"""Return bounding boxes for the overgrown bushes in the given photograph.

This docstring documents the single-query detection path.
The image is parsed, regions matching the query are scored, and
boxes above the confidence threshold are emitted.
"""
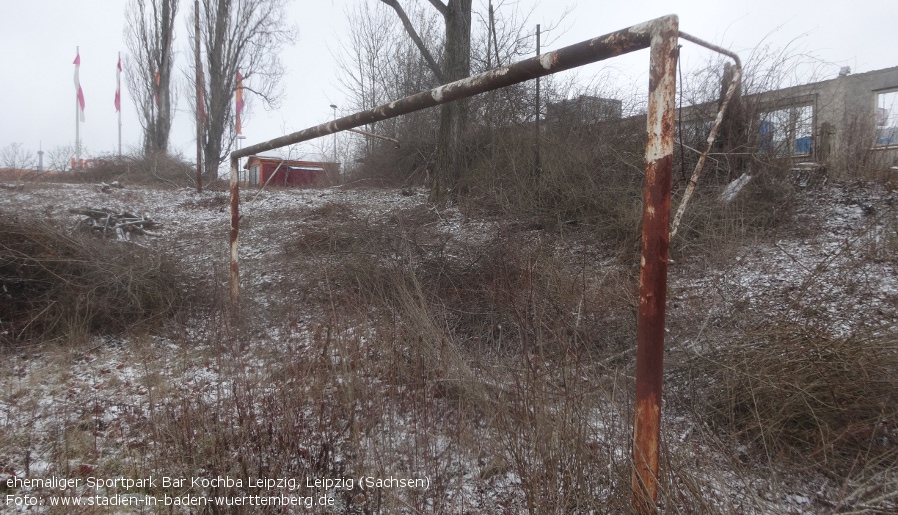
[0,211,185,345]
[282,199,638,359]
[5,179,896,511]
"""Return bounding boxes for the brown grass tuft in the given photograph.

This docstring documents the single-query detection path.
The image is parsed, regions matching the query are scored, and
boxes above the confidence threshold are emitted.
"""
[678,322,898,471]
[0,211,186,345]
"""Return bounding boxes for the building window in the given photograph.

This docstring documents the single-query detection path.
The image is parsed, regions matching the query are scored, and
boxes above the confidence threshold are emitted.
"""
[250,165,260,185]
[874,90,898,148]
[759,104,814,157]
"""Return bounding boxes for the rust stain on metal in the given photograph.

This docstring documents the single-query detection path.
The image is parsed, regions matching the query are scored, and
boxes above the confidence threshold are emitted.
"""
[632,15,677,514]
[632,392,662,512]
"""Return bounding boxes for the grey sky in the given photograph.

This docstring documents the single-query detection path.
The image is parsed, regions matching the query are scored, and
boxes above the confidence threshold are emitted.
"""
[1,0,895,163]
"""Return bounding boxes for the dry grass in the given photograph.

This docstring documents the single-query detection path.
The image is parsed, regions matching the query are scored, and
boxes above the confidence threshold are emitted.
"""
[670,160,798,258]
[0,211,186,346]
[222,192,742,512]
[678,324,898,471]
[50,152,213,189]
[3,173,897,513]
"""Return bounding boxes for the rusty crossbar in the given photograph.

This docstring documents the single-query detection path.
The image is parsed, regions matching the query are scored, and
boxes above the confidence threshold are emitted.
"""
[229,14,679,513]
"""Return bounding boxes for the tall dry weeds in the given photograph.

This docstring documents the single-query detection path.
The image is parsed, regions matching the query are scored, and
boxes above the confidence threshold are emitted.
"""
[0,211,185,345]
[678,323,898,473]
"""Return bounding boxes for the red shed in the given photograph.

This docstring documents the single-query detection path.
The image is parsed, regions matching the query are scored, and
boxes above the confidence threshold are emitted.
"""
[243,156,339,188]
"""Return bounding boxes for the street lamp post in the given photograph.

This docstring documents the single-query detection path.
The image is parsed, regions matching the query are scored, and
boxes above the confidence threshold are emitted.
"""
[329,104,337,164]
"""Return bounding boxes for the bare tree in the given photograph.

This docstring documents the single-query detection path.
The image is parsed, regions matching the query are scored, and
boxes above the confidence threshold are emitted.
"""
[336,3,441,151]
[468,1,567,129]
[191,0,295,178]
[47,145,76,172]
[124,0,179,155]
[337,3,397,162]
[334,2,445,184]
[1,143,36,171]
[343,1,566,189]
[380,0,472,201]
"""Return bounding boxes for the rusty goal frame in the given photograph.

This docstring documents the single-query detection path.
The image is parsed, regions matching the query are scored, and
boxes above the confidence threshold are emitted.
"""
[227,14,738,511]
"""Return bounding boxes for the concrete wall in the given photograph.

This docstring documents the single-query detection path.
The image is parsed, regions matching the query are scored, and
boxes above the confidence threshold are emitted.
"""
[677,66,898,174]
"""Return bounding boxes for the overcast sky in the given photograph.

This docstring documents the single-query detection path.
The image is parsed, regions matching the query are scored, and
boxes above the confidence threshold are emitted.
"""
[1,0,895,164]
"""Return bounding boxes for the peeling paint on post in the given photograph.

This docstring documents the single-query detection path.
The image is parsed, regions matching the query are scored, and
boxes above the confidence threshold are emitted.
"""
[632,15,678,513]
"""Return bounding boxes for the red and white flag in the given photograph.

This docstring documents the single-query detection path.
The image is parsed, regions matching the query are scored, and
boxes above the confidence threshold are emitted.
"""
[115,53,122,112]
[74,49,85,122]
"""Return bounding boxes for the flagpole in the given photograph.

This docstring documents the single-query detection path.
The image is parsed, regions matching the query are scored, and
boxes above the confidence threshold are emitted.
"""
[75,46,80,165]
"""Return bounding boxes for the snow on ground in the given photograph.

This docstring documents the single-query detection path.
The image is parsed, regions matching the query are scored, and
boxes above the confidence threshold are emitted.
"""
[671,182,898,341]
[1,179,897,512]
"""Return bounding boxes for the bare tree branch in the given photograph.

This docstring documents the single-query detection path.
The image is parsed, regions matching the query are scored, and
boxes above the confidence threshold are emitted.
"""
[424,0,448,17]
[1,143,35,170]
[47,145,75,172]
[378,0,445,83]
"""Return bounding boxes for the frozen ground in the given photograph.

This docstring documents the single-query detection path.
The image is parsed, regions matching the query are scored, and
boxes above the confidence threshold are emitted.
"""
[1,179,896,513]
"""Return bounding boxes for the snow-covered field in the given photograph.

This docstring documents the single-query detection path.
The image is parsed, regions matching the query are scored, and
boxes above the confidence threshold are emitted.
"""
[1,179,896,513]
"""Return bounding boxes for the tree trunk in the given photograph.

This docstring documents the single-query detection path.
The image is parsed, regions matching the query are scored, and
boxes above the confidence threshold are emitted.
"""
[432,0,471,202]
[151,0,175,154]
[202,0,232,180]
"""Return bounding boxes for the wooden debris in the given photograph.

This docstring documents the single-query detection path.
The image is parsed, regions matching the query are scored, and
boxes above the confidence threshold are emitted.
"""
[69,207,162,240]
[99,181,124,193]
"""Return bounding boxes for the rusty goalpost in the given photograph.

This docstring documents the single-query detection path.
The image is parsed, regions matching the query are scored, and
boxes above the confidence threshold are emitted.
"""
[226,14,740,511]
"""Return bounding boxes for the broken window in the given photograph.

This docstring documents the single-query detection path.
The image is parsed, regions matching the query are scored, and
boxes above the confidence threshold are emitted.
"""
[874,90,898,148]
[758,104,814,156]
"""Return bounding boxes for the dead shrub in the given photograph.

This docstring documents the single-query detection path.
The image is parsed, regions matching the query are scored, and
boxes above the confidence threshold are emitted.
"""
[298,209,635,358]
[457,120,649,246]
[415,238,636,358]
[148,373,355,506]
[0,211,185,345]
[677,323,898,470]
[671,160,797,258]
[350,138,433,187]
[70,152,204,188]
